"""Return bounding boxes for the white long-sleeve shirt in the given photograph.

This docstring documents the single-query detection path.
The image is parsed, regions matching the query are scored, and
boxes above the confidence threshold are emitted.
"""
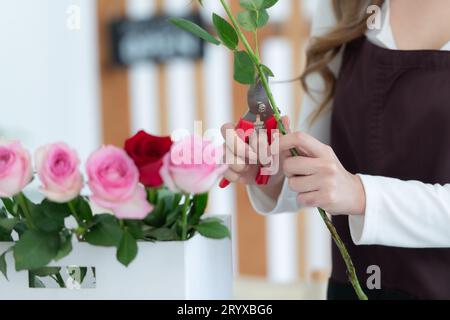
[248,0,450,248]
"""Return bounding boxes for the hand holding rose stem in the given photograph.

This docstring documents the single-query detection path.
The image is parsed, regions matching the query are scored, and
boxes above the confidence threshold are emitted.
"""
[222,0,367,300]
[173,0,367,299]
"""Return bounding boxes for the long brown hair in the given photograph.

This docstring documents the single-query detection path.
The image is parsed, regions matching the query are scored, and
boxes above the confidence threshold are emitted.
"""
[301,0,385,122]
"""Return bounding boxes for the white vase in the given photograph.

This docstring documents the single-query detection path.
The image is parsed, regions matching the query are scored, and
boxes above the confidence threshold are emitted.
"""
[0,216,233,300]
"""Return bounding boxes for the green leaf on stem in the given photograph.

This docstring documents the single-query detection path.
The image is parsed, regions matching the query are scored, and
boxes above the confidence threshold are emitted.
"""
[261,64,275,77]
[0,230,12,242]
[1,198,15,216]
[189,193,208,225]
[195,219,231,239]
[169,18,221,45]
[116,230,138,267]
[0,207,7,219]
[84,214,123,247]
[145,197,166,228]
[212,13,238,50]
[237,9,269,31]
[0,208,13,239]
[13,221,27,238]
[31,266,62,277]
[0,256,7,280]
[145,189,183,228]
[0,247,12,280]
[28,273,46,288]
[13,230,60,271]
[40,200,71,219]
[240,0,279,11]
[262,0,279,9]
[72,196,93,222]
[144,227,179,241]
[30,203,65,233]
[0,217,19,232]
[124,220,144,240]
[55,232,73,261]
[234,50,255,84]
[164,208,182,228]
[79,267,88,284]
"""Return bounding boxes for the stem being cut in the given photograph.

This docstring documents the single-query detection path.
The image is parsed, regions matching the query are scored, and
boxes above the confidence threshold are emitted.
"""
[219,0,368,300]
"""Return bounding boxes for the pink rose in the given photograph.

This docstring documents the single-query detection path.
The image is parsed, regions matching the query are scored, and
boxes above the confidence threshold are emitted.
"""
[160,135,228,194]
[0,140,33,197]
[35,142,83,203]
[86,146,153,220]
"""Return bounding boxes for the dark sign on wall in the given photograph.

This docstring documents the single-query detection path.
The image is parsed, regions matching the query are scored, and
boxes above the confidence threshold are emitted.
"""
[111,13,205,66]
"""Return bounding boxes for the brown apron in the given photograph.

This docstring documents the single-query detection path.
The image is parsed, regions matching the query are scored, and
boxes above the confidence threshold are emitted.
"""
[330,36,450,299]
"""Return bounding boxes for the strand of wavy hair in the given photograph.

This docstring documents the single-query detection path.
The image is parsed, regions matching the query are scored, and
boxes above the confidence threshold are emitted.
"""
[301,0,385,123]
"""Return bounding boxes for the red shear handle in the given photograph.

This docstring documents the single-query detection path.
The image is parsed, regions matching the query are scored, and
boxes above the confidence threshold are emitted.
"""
[219,178,231,188]
[219,117,278,189]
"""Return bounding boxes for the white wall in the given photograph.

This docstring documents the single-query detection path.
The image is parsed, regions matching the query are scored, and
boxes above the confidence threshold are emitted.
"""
[0,0,100,164]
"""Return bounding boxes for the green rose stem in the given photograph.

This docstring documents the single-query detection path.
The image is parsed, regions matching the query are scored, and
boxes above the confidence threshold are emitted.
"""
[219,0,368,300]
[181,194,191,240]
[68,200,86,240]
[17,192,36,230]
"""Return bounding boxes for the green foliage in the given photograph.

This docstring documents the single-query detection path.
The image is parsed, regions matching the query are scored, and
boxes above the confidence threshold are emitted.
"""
[234,51,255,84]
[189,193,208,225]
[212,13,238,50]
[0,217,19,233]
[13,230,60,271]
[1,198,16,217]
[31,266,62,277]
[124,220,144,240]
[29,201,66,233]
[55,231,73,261]
[117,230,138,267]
[29,267,65,288]
[145,188,181,228]
[195,218,231,239]
[237,9,269,31]
[142,188,229,242]
[84,214,123,247]
[261,64,275,77]
[240,0,279,11]
[169,18,220,45]
[144,227,179,241]
[0,207,13,241]
[71,196,93,223]
[0,247,12,280]
[1,185,230,275]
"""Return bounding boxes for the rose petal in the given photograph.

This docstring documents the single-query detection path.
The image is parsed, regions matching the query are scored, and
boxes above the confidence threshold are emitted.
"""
[159,153,179,192]
[92,185,153,220]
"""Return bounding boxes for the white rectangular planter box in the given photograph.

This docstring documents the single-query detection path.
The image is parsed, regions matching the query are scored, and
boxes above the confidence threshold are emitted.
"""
[0,217,233,300]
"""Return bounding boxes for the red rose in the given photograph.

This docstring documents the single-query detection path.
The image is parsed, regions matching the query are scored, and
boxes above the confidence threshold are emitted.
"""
[124,131,173,188]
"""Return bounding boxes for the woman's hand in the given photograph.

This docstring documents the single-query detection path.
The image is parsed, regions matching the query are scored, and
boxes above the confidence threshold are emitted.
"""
[220,117,293,202]
[278,131,366,216]
[220,121,285,187]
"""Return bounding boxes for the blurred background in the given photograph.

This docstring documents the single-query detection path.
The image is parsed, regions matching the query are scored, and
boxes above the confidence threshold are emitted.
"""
[0,0,331,299]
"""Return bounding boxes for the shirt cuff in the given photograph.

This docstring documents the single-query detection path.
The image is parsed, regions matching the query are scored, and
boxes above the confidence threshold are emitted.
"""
[247,178,299,215]
[348,174,380,245]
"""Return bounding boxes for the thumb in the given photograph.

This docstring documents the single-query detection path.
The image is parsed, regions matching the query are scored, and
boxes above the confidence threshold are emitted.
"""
[271,116,291,143]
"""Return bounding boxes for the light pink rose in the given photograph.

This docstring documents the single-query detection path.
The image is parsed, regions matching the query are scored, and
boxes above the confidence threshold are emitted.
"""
[35,142,83,203]
[160,135,228,194]
[0,140,33,197]
[86,146,153,220]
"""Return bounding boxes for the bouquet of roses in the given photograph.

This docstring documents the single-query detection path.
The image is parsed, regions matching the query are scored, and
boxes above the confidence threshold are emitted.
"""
[0,132,229,281]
